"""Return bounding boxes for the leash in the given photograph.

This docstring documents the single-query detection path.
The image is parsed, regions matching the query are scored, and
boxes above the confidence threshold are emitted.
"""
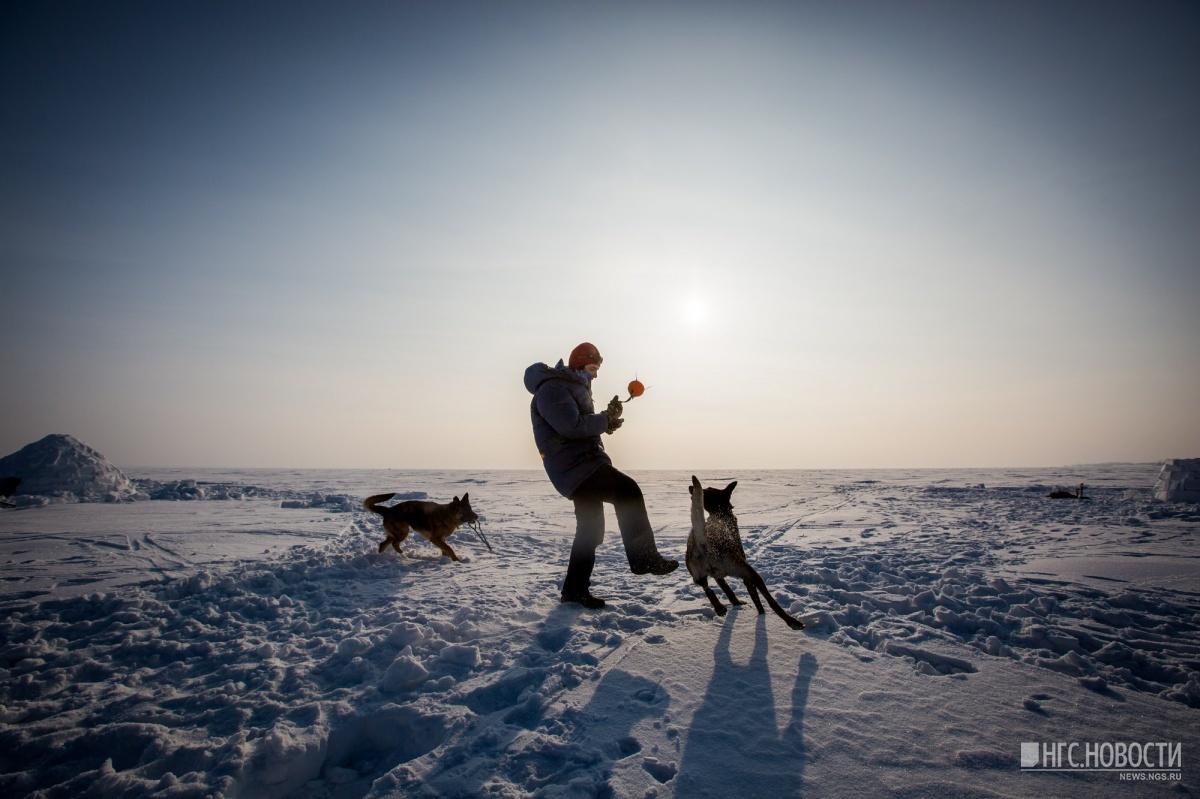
[469,520,494,553]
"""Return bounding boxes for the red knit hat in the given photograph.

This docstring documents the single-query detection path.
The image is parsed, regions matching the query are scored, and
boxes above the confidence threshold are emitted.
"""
[568,342,603,370]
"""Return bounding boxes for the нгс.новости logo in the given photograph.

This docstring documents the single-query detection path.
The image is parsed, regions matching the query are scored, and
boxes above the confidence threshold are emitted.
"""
[1021,741,1181,780]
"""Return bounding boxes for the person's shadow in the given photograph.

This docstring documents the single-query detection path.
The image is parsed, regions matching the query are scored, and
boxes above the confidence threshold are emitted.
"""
[676,610,818,798]
[398,603,670,796]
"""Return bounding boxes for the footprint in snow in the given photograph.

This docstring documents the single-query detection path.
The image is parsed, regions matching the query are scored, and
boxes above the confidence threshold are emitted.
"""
[613,736,642,758]
[643,757,677,783]
[1023,694,1052,713]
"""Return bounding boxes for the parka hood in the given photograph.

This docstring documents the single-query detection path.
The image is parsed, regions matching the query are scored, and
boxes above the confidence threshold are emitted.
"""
[524,360,588,394]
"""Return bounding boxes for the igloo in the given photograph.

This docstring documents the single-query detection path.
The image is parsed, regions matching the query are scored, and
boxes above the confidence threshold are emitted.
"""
[1153,458,1200,502]
[0,434,136,501]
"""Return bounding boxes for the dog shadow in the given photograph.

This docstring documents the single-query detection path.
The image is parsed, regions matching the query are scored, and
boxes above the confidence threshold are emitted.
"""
[676,609,818,798]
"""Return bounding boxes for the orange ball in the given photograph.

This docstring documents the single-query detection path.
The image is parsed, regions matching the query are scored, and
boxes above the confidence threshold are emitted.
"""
[627,379,645,398]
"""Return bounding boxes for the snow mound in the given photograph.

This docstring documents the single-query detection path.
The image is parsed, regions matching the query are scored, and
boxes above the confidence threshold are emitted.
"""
[128,477,359,511]
[1153,458,1200,502]
[0,434,138,503]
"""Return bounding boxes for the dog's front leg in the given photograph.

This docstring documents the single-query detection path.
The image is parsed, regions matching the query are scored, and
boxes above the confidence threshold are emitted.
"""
[715,578,745,607]
[695,577,727,616]
[433,538,461,561]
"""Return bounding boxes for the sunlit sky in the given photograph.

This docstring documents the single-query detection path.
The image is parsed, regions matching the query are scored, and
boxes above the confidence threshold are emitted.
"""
[2,1,1198,470]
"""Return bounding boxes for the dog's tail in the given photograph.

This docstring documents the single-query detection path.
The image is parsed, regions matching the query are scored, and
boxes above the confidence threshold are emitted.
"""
[363,493,397,514]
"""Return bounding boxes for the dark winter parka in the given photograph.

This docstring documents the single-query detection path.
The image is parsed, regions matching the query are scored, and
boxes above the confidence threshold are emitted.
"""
[524,360,612,498]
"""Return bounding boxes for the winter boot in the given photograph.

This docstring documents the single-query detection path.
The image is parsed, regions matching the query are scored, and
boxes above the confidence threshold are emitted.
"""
[631,554,679,576]
[561,590,606,610]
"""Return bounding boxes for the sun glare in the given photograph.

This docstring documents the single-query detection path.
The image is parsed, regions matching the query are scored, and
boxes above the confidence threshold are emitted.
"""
[682,297,707,326]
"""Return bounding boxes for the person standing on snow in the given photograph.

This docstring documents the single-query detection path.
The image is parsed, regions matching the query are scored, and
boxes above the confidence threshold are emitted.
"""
[524,342,679,609]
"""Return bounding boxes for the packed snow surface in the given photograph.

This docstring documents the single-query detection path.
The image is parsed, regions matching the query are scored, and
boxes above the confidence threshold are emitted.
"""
[1,464,1197,798]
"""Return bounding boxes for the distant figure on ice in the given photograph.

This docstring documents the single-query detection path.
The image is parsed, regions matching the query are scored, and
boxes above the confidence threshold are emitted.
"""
[525,342,678,609]
[1047,483,1089,500]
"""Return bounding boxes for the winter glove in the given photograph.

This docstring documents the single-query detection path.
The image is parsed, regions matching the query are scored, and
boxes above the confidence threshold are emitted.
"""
[606,395,623,419]
[603,396,624,435]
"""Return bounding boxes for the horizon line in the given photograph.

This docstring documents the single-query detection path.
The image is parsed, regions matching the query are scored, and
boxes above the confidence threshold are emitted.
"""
[124,461,1164,473]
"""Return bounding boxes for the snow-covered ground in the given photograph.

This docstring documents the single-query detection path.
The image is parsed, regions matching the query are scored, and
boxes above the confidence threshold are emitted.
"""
[1,464,1197,798]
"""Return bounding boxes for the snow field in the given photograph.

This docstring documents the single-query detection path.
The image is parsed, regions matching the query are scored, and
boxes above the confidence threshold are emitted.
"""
[0,465,1197,798]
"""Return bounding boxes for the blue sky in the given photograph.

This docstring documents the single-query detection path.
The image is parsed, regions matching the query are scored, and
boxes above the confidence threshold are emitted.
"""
[2,0,1198,469]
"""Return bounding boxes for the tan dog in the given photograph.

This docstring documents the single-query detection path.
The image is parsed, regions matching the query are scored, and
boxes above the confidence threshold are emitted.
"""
[687,476,804,630]
[364,492,479,561]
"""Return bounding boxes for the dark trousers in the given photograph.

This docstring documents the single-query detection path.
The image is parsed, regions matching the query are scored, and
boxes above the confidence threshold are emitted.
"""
[563,465,659,595]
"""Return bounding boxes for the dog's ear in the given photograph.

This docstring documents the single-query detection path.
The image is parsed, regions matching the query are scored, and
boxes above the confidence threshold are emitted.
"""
[453,495,461,504]
[461,492,469,503]
[724,481,737,494]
